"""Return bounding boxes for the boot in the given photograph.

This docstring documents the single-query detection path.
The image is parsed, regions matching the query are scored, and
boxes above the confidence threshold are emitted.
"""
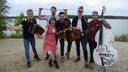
[60,56,64,63]
[34,54,41,61]
[48,59,53,67]
[65,53,70,59]
[89,63,93,69]
[53,60,59,69]
[74,57,80,62]
[27,61,31,68]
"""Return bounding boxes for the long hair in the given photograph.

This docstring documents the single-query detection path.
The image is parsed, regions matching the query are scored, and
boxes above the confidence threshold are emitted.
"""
[49,17,57,24]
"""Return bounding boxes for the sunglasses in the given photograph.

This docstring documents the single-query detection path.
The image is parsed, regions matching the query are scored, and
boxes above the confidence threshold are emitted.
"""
[78,11,83,13]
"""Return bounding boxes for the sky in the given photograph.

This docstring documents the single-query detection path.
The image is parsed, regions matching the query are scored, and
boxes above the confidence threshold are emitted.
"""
[6,0,128,16]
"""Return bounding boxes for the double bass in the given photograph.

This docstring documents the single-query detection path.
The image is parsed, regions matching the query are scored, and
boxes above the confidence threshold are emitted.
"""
[93,6,118,69]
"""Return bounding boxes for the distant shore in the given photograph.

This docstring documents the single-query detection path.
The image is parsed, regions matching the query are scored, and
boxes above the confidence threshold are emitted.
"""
[0,39,128,72]
[6,15,128,19]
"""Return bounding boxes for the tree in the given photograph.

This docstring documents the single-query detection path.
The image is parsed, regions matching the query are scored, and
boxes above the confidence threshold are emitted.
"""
[14,12,25,34]
[0,0,9,39]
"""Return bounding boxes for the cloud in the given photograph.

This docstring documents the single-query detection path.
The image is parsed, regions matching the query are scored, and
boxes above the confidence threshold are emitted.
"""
[7,0,128,16]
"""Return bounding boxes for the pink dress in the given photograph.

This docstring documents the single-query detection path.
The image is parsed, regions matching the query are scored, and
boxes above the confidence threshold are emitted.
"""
[43,24,57,52]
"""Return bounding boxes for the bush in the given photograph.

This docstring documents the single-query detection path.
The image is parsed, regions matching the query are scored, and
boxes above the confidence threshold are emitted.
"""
[0,33,7,39]
[9,33,22,38]
[115,34,128,42]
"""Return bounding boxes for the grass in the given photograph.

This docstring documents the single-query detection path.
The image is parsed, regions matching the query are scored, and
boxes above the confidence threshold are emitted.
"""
[115,34,128,42]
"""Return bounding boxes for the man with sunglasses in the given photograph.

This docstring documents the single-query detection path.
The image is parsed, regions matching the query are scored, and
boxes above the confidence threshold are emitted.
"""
[72,6,88,68]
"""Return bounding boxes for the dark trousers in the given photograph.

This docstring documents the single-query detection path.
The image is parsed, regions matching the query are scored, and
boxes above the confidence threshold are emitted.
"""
[88,40,97,63]
[66,37,72,53]
[59,38,72,56]
[75,36,88,62]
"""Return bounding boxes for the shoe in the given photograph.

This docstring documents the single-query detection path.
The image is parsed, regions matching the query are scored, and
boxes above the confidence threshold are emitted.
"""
[27,61,31,68]
[34,54,41,61]
[65,53,70,59]
[74,57,80,62]
[53,60,59,69]
[60,57,64,63]
[89,63,93,69]
[48,59,53,67]
[103,66,106,72]
[85,63,89,68]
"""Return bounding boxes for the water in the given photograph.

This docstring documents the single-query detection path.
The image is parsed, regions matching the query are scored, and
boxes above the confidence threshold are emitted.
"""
[106,19,128,35]
[5,19,128,35]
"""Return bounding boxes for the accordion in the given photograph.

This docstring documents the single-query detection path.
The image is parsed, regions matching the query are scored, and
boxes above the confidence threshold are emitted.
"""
[28,24,45,35]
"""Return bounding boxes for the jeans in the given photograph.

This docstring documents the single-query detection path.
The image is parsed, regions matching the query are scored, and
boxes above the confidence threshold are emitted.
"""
[75,36,88,62]
[59,38,72,56]
[23,37,37,61]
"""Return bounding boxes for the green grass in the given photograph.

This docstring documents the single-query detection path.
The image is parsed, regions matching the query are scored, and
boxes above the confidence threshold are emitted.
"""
[8,33,23,38]
[115,34,128,42]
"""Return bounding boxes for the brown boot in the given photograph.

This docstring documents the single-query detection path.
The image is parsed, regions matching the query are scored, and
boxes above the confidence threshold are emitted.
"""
[60,57,64,63]
[89,63,93,69]
[65,53,70,59]
[85,62,89,68]
[74,57,80,62]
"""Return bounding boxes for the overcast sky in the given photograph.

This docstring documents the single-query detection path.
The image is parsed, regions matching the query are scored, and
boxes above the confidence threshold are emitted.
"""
[7,0,128,16]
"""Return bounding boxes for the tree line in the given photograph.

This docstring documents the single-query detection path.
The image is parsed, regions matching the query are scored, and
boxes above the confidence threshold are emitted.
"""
[6,15,128,19]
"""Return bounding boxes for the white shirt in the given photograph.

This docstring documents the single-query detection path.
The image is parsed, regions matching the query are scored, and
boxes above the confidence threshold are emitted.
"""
[77,19,82,32]
[44,15,59,23]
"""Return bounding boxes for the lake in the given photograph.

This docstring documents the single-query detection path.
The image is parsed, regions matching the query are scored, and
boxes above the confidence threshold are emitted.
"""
[5,19,128,35]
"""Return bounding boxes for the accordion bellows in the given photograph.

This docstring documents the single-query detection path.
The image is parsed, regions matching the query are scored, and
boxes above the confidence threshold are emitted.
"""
[28,24,45,35]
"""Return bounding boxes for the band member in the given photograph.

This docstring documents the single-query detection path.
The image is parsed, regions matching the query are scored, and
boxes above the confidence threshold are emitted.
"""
[72,6,88,68]
[41,17,59,69]
[38,6,59,23]
[87,11,111,69]
[38,6,68,60]
[56,12,72,63]
[7,9,41,68]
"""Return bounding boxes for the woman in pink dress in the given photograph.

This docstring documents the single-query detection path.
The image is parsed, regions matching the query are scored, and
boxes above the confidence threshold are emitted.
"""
[41,17,59,69]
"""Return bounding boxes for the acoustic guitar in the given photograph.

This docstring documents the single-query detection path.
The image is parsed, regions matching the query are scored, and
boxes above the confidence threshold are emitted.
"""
[66,28,81,41]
